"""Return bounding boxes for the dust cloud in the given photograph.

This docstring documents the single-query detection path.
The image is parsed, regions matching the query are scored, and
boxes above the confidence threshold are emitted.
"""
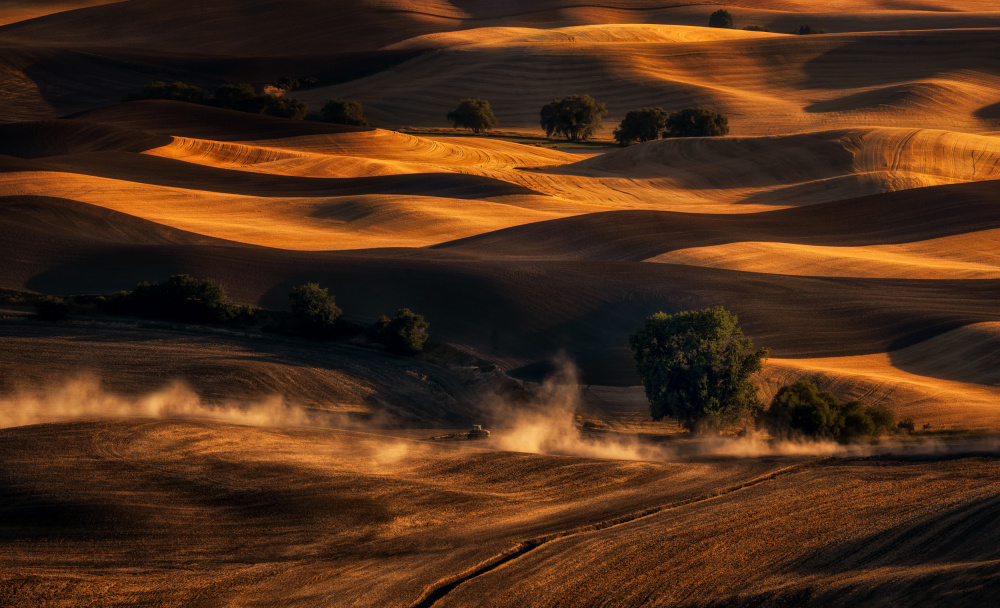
[488,360,1000,461]
[0,375,318,429]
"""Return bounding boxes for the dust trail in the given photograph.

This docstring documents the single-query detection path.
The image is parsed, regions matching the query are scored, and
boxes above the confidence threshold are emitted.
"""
[0,375,320,429]
[488,360,1000,461]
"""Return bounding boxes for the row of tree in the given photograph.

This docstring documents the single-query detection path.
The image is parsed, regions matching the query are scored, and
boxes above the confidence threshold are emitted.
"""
[629,307,904,441]
[446,96,728,144]
[128,83,727,144]
[45,275,430,355]
[710,9,828,34]
[126,81,373,127]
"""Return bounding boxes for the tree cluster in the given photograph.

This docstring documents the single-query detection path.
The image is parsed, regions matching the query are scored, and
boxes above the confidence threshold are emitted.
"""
[321,99,369,126]
[126,81,308,120]
[272,76,318,92]
[759,380,894,442]
[628,307,898,442]
[97,275,430,355]
[613,106,729,145]
[104,274,253,325]
[34,296,69,322]
[796,25,828,35]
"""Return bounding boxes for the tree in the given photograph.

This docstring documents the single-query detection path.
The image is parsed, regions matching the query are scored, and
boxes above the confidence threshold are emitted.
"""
[796,25,828,35]
[288,283,342,335]
[125,81,205,104]
[540,95,608,141]
[211,83,307,119]
[628,306,769,432]
[212,83,264,113]
[274,77,300,91]
[262,95,308,120]
[759,380,843,440]
[372,308,429,354]
[321,99,369,127]
[613,107,669,146]
[709,9,734,29]
[665,107,730,138]
[760,380,896,442]
[446,98,498,134]
[35,296,69,322]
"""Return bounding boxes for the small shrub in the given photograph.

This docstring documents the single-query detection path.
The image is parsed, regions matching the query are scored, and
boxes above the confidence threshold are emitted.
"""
[35,296,69,322]
[743,25,770,32]
[613,107,669,146]
[897,418,916,433]
[665,107,730,138]
[540,95,608,142]
[372,308,429,354]
[447,98,499,134]
[709,9,734,28]
[288,283,342,336]
[125,81,205,104]
[321,99,369,127]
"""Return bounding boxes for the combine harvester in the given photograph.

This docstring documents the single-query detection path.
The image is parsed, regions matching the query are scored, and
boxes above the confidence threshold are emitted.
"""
[431,425,491,441]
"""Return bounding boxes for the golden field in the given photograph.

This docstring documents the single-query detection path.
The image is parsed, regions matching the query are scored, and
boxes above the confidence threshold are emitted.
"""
[1,1,999,606]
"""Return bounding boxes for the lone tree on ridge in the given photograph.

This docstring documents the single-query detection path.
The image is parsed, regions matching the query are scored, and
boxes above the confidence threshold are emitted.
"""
[709,9,734,28]
[628,306,769,432]
[540,95,608,142]
[447,98,499,133]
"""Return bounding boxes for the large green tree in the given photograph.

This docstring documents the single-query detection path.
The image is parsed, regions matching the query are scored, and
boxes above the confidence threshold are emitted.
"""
[613,106,669,146]
[447,98,498,133]
[540,95,608,141]
[628,306,768,431]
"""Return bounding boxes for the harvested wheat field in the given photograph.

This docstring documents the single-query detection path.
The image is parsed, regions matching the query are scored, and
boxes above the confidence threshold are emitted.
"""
[1,0,999,606]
